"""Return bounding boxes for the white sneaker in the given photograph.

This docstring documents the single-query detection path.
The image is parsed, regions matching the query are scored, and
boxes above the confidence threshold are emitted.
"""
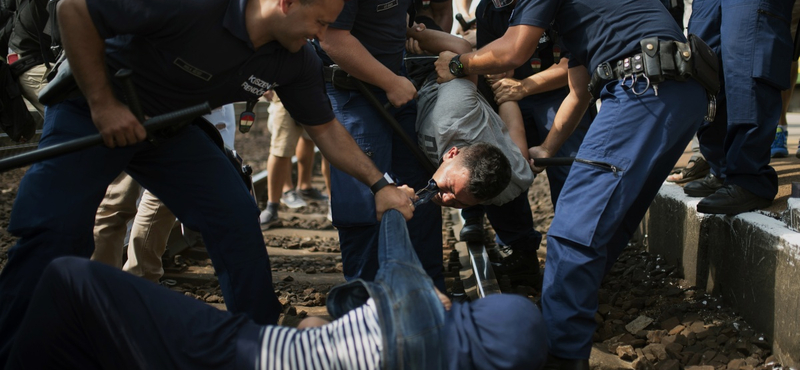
[281,189,307,209]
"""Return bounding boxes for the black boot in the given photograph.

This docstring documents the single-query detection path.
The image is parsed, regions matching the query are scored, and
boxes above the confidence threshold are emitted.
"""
[492,249,539,284]
[459,217,484,243]
[697,184,772,215]
[542,355,590,370]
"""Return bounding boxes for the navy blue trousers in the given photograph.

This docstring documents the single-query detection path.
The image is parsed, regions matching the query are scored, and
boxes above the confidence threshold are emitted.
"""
[690,0,794,199]
[325,85,445,291]
[0,98,281,364]
[6,257,262,370]
[542,78,706,358]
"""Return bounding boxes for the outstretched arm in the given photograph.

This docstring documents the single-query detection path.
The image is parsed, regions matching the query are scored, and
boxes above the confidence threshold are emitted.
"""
[528,65,592,172]
[304,118,418,221]
[435,24,544,83]
[321,28,417,108]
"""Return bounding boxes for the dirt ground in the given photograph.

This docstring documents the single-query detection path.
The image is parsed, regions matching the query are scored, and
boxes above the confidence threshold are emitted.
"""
[0,126,791,370]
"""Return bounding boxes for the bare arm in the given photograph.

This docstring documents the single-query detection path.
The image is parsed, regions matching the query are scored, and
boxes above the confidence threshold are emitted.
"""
[498,101,529,161]
[528,65,592,172]
[490,57,570,104]
[321,28,417,107]
[304,118,417,220]
[406,26,477,84]
[58,0,146,148]
[435,24,544,83]
[429,0,453,34]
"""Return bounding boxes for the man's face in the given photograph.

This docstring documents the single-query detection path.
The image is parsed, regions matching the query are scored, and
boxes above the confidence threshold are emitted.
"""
[279,0,343,52]
[431,149,481,209]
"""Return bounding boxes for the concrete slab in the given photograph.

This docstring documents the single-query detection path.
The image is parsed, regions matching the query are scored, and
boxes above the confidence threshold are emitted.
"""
[646,183,800,368]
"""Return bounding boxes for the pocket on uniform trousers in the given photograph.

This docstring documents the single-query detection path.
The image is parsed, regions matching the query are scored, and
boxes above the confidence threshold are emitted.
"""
[751,2,793,90]
[547,160,625,247]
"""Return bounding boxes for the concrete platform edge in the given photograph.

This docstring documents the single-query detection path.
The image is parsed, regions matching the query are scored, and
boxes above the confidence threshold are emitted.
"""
[645,183,800,368]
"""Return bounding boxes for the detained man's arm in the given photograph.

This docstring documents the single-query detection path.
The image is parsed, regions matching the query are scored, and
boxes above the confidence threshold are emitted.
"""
[405,26,477,84]
[492,57,570,104]
[434,24,543,83]
[528,65,592,173]
[498,101,529,161]
[58,0,146,148]
[321,28,416,108]
[304,118,416,221]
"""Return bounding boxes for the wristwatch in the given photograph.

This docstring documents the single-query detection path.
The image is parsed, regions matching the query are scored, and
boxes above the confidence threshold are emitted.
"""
[448,54,466,78]
[370,173,396,195]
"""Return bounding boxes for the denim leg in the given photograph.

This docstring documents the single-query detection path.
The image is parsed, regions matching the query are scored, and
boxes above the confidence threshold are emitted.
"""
[125,124,281,325]
[0,99,136,364]
[6,257,261,370]
[327,85,444,291]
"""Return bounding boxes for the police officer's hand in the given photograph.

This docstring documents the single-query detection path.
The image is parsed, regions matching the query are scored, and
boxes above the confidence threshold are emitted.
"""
[435,51,458,84]
[92,101,147,148]
[375,184,417,221]
[492,77,527,104]
[405,37,428,56]
[386,77,418,108]
[528,145,552,174]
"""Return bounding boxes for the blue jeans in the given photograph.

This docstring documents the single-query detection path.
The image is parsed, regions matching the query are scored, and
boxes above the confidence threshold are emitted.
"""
[690,0,793,199]
[0,98,281,364]
[542,78,706,359]
[328,209,448,370]
[325,84,445,291]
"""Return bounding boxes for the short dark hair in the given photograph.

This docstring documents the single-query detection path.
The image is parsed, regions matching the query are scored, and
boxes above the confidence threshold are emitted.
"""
[459,142,512,202]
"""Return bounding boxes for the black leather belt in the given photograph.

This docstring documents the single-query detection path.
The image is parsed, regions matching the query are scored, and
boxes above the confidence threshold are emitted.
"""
[322,66,379,91]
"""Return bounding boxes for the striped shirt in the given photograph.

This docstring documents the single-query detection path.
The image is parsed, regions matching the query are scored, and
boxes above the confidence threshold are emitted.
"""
[258,299,382,370]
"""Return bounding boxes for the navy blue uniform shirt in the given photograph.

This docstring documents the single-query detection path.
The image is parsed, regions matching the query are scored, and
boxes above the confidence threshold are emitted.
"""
[86,0,334,125]
[317,0,412,74]
[509,0,684,74]
[476,0,559,81]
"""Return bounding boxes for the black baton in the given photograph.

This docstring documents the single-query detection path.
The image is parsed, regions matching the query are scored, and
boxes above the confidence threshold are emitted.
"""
[0,102,212,173]
[533,157,575,167]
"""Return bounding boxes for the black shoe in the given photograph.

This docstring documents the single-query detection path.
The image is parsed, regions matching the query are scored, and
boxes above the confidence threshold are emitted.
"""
[492,250,540,283]
[460,217,484,243]
[542,355,590,370]
[697,184,772,215]
[683,173,724,197]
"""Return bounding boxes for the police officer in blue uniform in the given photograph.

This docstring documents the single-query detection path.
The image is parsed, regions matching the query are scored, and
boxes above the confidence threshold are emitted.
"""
[435,0,711,367]
[0,0,418,363]
[315,0,445,290]
[683,0,795,215]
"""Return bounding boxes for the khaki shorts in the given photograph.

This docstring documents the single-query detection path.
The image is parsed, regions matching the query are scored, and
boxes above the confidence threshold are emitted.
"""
[268,95,310,158]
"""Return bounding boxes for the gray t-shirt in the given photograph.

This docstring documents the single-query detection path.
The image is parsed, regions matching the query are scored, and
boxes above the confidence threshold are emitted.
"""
[416,78,534,206]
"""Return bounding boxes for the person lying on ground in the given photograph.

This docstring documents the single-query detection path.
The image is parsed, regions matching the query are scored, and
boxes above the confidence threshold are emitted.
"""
[6,210,547,370]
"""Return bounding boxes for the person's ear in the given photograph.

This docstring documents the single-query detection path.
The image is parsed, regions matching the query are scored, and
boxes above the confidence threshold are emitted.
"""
[279,0,295,13]
[442,146,460,162]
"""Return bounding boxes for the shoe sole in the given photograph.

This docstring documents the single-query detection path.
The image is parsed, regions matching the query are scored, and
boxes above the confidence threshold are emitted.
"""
[771,151,788,158]
[696,198,772,215]
[260,220,283,230]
